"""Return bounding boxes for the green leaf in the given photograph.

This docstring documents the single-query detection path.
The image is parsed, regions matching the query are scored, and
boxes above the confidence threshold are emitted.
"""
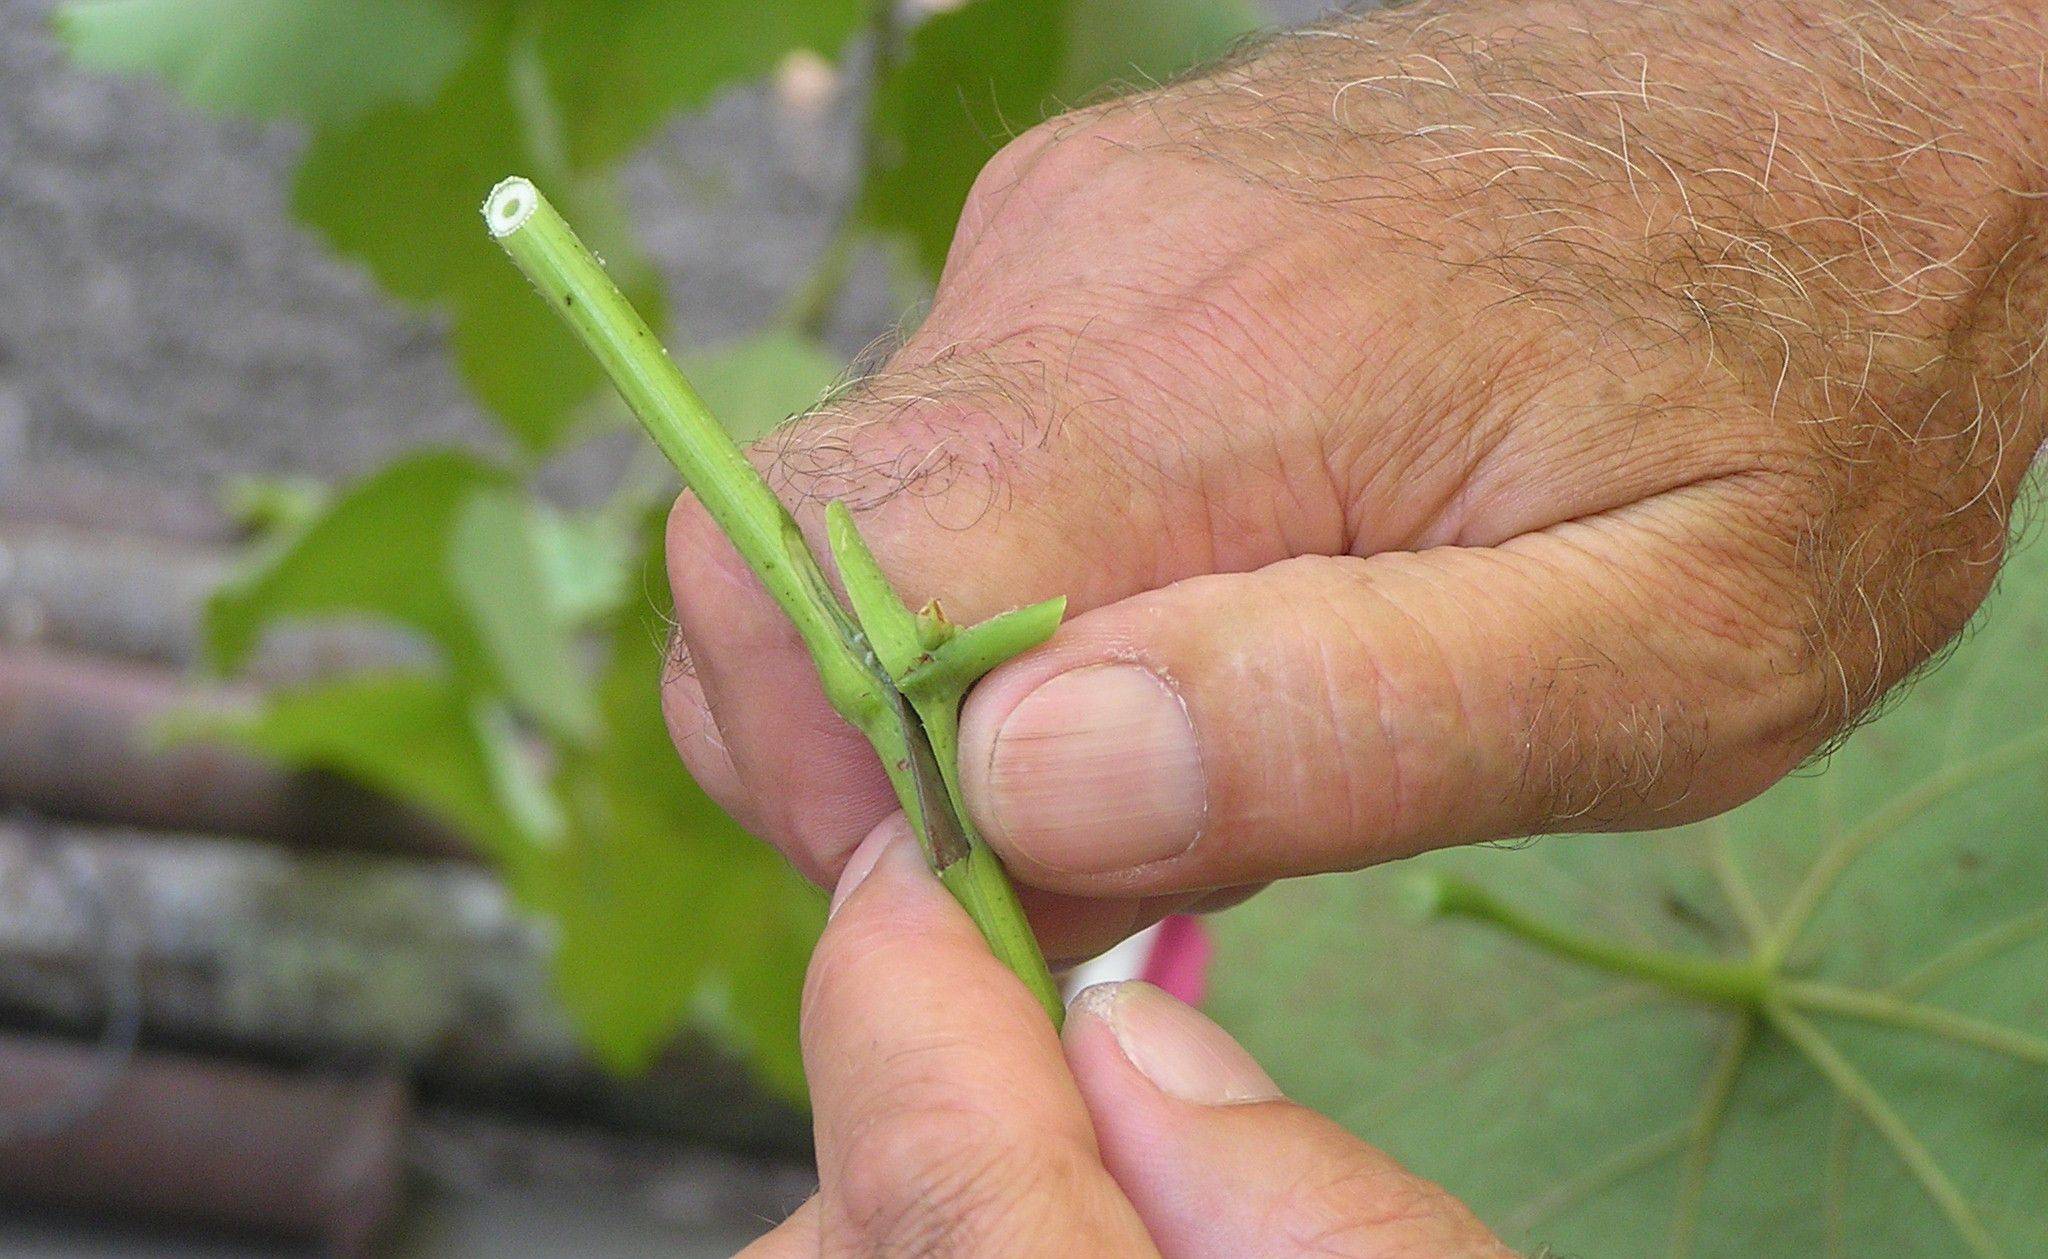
[219,473,330,540]
[208,479,819,1092]
[205,451,505,674]
[1207,536,2048,1258]
[54,0,473,126]
[533,0,867,169]
[175,672,545,874]
[682,331,845,443]
[690,849,825,1101]
[536,520,820,1086]
[528,502,636,628]
[59,1,671,450]
[448,487,599,741]
[862,0,1259,277]
[206,451,592,738]
[291,21,663,451]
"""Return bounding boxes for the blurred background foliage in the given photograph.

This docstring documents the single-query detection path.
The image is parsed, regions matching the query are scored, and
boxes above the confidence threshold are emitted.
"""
[43,2,2048,1254]
[54,0,1262,1093]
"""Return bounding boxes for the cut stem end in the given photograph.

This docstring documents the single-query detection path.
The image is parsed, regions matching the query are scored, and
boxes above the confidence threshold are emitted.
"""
[483,176,540,239]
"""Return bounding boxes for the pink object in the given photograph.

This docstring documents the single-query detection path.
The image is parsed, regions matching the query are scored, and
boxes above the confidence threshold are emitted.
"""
[1138,914,1214,1006]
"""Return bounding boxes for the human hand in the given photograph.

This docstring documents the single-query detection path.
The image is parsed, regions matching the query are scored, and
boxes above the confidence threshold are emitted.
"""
[666,0,2048,962]
[739,815,1511,1258]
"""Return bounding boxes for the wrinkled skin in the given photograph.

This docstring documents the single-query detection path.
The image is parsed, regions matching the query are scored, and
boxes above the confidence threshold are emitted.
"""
[670,0,2048,959]
[741,816,1514,1258]
[672,0,2048,1252]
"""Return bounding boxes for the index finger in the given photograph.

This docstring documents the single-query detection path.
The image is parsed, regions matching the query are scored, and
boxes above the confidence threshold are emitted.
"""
[803,815,1157,1256]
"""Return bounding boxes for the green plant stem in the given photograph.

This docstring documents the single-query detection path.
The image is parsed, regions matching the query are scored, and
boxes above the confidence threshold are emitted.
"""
[486,180,873,720]
[485,176,1063,1026]
[1418,874,1774,1006]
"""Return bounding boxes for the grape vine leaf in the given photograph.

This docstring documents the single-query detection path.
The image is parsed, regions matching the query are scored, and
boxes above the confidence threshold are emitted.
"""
[541,528,823,1086]
[197,493,821,1086]
[178,672,548,877]
[862,0,1260,278]
[533,0,866,170]
[53,0,473,126]
[1206,534,2048,1258]
[290,23,665,451]
[447,485,600,741]
[205,451,594,742]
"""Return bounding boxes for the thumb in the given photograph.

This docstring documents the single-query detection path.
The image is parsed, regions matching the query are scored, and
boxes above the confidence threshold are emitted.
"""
[960,479,1820,894]
[1064,981,1511,1259]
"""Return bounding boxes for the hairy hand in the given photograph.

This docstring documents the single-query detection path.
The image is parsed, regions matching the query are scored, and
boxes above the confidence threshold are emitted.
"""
[666,0,2048,963]
[740,815,1510,1258]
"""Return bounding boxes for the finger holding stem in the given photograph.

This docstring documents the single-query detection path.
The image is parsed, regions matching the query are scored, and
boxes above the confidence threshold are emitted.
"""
[484,175,1064,1025]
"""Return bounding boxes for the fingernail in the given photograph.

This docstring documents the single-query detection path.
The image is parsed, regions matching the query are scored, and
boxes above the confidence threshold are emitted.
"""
[830,818,913,917]
[977,664,1204,874]
[1071,981,1281,1106]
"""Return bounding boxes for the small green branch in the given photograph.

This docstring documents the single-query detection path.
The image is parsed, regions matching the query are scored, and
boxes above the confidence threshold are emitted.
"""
[1411,873,1773,1007]
[484,179,874,721]
[485,177,1063,1026]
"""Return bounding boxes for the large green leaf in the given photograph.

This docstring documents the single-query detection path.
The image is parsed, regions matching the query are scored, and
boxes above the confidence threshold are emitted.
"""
[203,502,820,1088]
[862,0,1259,277]
[177,672,546,875]
[206,451,595,740]
[205,452,504,672]
[533,0,866,170]
[54,0,473,125]
[60,0,858,450]
[289,18,663,451]
[447,486,599,740]
[1208,535,2048,1257]
[539,531,821,1084]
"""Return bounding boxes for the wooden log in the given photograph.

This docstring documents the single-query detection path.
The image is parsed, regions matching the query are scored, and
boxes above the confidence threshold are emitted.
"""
[0,1034,408,1258]
[0,521,224,666]
[0,468,235,546]
[0,644,470,861]
[0,821,808,1155]
[0,520,419,679]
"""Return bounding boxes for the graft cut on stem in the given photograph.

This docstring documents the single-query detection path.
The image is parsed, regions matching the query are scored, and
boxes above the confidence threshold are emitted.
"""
[484,175,1064,1026]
